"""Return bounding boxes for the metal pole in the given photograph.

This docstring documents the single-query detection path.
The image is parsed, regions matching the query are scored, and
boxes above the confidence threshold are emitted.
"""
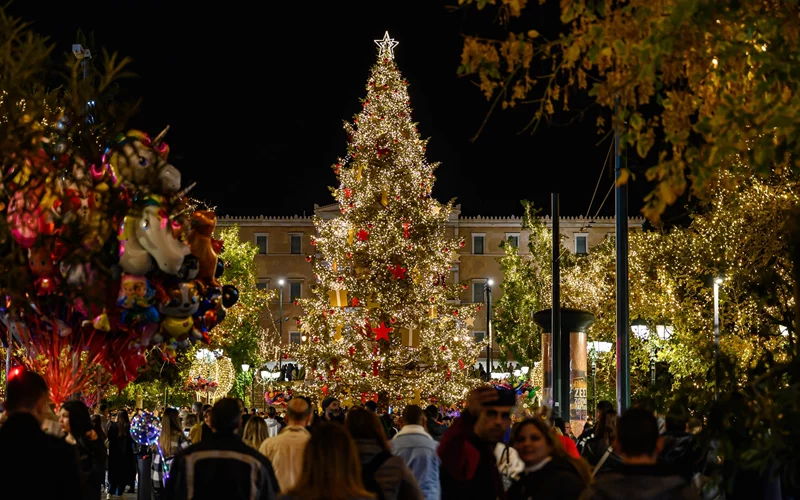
[251,373,255,408]
[552,193,563,418]
[615,99,631,413]
[485,283,492,381]
[650,347,656,387]
[279,286,283,379]
[592,354,597,416]
[714,281,720,401]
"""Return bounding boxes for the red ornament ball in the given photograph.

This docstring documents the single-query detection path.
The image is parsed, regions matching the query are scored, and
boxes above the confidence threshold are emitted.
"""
[337,276,344,282]
[440,345,447,351]
[368,224,374,229]
[346,251,352,258]
[443,248,449,253]
[306,255,312,262]
[362,372,367,378]
[462,284,468,290]
[390,317,397,324]
[452,310,458,316]
[459,241,465,248]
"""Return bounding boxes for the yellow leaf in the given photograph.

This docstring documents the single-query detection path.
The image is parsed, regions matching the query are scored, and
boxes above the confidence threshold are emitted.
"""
[616,167,630,187]
[527,30,540,39]
[600,47,612,57]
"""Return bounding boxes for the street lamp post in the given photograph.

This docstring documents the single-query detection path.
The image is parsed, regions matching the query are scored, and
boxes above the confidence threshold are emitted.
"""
[484,279,494,381]
[278,279,285,379]
[713,277,722,400]
[589,341,613,414]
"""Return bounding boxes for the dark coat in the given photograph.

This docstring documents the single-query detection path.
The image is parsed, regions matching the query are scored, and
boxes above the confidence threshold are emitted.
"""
[0,412,83,500]
[507,457,587,500]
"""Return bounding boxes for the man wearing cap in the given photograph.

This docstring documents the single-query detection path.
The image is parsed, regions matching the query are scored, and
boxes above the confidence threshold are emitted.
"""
[438,387,515,500]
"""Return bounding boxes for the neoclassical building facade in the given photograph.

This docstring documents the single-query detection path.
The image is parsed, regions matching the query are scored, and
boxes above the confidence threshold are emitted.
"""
[217,204,644,363]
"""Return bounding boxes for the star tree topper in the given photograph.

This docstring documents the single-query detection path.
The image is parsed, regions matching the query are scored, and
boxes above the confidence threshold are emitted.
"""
[374,31,399,60]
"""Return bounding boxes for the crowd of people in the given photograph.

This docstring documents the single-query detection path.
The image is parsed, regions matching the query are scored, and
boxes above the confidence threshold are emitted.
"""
[0,370,715,499]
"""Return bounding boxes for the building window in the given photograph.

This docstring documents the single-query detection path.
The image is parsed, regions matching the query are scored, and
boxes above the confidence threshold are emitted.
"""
[473,331,486,343]
[256,279,268,290]
[472,233,485,255]
[290,331,301,344]
[289,281,302,302]
[472,279,487,303]
[505,233,520,248]
[575,233,588,255]
[255,233,268,255]
[451,265,459,284]
[290,233,302,255]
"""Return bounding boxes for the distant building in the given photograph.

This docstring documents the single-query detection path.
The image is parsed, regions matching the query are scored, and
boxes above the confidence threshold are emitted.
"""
[217,204,643,363]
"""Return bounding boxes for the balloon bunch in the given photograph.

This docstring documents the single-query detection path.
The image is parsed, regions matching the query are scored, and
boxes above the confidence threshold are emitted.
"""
[130,412,169,486]
[0,119,238,391]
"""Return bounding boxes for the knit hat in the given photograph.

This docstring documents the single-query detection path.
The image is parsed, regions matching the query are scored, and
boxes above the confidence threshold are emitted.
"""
[322,397,338,411]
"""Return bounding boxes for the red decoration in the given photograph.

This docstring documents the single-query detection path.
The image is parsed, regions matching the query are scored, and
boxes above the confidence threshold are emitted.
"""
[458,359,466,370]
[344,188,352,198]
[310,238,317,246]
[443,247,449,254]
[402,221,410,239]
[372,361,380,376]
[346,251,352,259]
[349,346,356,356]
[390,317,397,324]
[357,229,369,241]
[337,276,344,282]
[440,345,447,351]
[389,265,407,280]
[305,255,313,262]
[372,322,393,342]
[351,297,359,306]
[368,224,374,229]
[462,284,468,290]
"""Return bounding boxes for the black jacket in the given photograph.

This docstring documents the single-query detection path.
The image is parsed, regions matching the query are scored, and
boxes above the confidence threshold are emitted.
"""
[582,464,699,500]
[0,412,83,500]
[508,457,586,500]
[165,432,280,500]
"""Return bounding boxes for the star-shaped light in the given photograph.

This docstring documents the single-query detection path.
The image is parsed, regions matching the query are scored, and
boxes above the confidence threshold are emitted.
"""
[357,229,370,241]
[374,31,399,60]
[372,321,393,342]
[465,317,475,327]
[389,265,407,280]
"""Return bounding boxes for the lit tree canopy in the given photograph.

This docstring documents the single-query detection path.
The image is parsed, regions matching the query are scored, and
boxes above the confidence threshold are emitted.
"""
[293,33,482,406]
[495,169,797,393]
[456,0,800,220]
[210,226,276,370]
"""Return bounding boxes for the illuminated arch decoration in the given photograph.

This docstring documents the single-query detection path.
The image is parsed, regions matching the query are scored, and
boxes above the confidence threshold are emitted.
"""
[188,348,235,403]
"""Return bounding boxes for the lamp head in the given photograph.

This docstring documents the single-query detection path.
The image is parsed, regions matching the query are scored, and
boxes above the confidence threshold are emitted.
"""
[487,279,494,286]
[278,279,285,286]
[241,364,250,372]
[715,277,724,285]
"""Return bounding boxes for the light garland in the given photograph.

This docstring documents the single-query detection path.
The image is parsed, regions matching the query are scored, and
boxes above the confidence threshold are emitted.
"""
[494,166,797,392]
[291,34,483,406]
[189,349,235,402]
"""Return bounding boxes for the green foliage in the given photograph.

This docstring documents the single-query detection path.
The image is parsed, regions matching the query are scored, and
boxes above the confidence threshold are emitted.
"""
[456,0,800,221]
[211,226,275,371]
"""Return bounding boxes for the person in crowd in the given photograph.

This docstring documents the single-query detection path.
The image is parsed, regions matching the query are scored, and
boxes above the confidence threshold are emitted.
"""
[0,370,83,499]
[659,405,702,483]
[322,397,345,424]
[581,408,621,475]
[278,423,373,499]
[391,405,440,500]
[166,398,279,500]
[90,414,107,443]
[191,402,203,423]
[261,398,313,492]
[152,408,191,500]
[96,404,111,435]
[189,406,213,444]
[347,407,423,500]
[243,415,270,451]
[365,400,391,438]
[182,414,197,436]
[60,400,107,500]
[265,406,282,437]
[438,387,515,499]
[552,417,581,459]
[107,409,136,497]
[506,417,591,499]
[424,405,446,442]
[582,408,699,499]
[242,411,252,431]
[577,401,614,453]
[382,413,399,439]
[42,402,65,437]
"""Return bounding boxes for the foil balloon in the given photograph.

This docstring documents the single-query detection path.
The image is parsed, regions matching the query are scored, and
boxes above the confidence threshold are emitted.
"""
[221,285,239,308]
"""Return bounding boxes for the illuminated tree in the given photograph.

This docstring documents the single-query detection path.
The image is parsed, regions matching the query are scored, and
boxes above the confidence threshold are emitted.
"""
[210,226,276,397]
[495,168,797,400]
[293,33,482,406]
[456,0,800,221]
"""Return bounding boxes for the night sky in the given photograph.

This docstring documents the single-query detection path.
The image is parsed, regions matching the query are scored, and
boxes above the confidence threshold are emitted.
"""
[8,0,654,218]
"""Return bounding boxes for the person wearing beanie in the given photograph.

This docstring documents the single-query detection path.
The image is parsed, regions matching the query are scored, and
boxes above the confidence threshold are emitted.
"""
[365,401,391,439]
[321,397,344,424]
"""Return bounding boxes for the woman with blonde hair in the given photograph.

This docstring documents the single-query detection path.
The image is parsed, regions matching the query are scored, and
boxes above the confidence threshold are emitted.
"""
[242,415,270,451]
[279,423,374,499]
[507,417,592,499]
[152,408,190,499]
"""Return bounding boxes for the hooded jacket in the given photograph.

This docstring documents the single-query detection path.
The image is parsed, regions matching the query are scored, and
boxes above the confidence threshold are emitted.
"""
[265,418,282,438]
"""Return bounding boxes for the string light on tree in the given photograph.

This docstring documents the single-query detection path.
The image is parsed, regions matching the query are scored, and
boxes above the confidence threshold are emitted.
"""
[291,33,482,406]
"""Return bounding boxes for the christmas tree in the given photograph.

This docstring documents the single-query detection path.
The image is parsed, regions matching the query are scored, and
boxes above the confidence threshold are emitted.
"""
[293,32,482,407]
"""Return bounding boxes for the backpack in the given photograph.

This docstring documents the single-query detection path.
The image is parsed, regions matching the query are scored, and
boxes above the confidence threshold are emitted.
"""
[361,450,391,500]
